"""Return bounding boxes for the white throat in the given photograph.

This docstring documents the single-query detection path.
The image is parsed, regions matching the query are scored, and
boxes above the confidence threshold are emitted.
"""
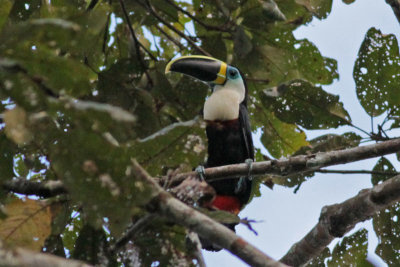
[203,79,245,121]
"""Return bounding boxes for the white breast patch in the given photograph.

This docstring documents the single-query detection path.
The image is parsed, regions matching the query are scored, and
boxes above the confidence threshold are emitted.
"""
[203,89,241,121]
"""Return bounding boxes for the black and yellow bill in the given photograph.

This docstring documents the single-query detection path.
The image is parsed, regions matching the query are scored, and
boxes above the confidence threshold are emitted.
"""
[165,55,227,85]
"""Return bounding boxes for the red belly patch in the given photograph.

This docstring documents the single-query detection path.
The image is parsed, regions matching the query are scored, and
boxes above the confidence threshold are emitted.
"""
[212,195,241,215]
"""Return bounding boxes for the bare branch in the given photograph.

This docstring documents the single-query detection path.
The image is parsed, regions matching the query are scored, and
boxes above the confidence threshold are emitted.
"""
[141,0,212,56]
[386,0,400,25]
[3,179,67,198]
[130,159,287,267]
[5,139,400,198]
[109,214,157,254]
[280,174,400,266]
[0,243,91,267]
[154,25,185,51]
[316,169,400,176]
[164,138,400,186]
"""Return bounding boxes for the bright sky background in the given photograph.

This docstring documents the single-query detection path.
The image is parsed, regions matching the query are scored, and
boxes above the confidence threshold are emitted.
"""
[205,0,400,266]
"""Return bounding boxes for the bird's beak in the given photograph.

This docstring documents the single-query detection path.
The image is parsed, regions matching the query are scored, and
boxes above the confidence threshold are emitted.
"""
[165,55,227,85]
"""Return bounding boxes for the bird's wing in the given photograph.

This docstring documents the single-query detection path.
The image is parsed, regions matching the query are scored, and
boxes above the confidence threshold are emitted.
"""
[239,104,254,160]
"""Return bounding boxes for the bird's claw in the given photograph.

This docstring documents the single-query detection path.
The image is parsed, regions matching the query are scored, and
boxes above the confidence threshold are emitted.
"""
[235,159,254,194]
[195,165,206,181]
[245,158,253,181]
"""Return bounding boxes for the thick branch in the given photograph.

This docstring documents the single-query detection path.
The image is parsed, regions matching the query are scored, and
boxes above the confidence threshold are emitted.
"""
[6,139,400,198]
[164,138,400,186]
[3,179,67,198]
[0,243,91,267]
[386,0,400,25]
[130,159,287,267]
[280,174,400,266]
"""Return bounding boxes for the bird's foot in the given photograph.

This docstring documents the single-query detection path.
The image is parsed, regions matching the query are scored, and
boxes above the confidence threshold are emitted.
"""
[234,159,253,194]
[195,165,206,181]
[245,158,253,181]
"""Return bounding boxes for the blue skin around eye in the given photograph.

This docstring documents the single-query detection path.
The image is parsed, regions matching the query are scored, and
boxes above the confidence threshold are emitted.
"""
[227,66,240,80]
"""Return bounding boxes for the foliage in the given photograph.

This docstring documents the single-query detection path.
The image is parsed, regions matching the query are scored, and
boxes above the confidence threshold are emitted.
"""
[0,0,399,265]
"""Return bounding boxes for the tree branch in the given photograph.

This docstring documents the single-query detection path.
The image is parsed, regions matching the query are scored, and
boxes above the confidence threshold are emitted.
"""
[163,138,400,186]
[316,169,400,176]
[141,0,212,56]
[109,214,156,254]
[386,0,400,25]
[118,0,157,61]
[0,242,91,267]
[5,139,400,198]
[154,24,185,51]
[280,174,400,266]
[3,179,67,198]
[130,159,287,267]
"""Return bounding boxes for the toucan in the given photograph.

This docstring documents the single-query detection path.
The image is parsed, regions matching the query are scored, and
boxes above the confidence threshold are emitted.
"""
[165,55,254,247]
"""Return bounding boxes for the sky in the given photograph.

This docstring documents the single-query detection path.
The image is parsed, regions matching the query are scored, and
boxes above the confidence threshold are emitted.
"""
[204,0,400,266]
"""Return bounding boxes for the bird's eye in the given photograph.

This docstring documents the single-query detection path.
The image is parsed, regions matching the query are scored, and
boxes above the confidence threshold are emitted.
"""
[228,68,238,78]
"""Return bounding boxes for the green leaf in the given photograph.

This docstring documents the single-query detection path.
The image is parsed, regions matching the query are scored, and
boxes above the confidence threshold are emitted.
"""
[260,0,287,21]
[8,0,42,22]
[49,130,153,236]
[202,33,227,61]
[8,45,94,97]
[295,0,333,19]
[306,247,331,267]
[132,217,195,266]
[262,79,350,129]
[354,27,400,117]
[238,28,338,87]
[295,132,362,155]
[132,118,206,176]
[13,154,29,178]
[0,0,12,31]
[371,157,400,265]
[200,209,240,225]
[234,26,253,59]
[371,157,396,185]
[62,212,83,255]
[259,110,309,158]
[151,0,179,22]
[0,133,16,181]
[72,225,114,264]
[328,228,370,266]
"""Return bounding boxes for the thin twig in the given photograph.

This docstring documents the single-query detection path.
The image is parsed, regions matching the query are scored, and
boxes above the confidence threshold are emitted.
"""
[118,0,157,61]
[109,214,156,254]
[316,169,400,176]
[141,0,212,56]
[154,24,185,51]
